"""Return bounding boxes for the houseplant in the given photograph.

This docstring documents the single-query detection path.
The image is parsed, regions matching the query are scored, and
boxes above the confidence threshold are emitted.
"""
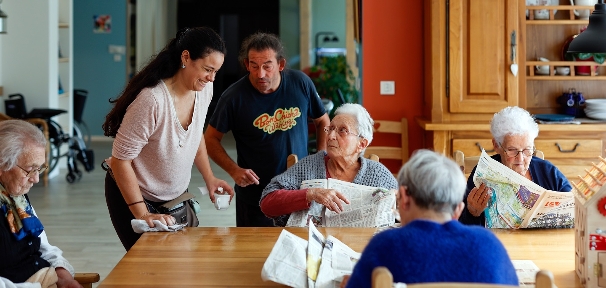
[303,55,359,116]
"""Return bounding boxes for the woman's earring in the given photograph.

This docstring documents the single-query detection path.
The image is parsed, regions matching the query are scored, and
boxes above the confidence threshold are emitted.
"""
[182,64,185,69]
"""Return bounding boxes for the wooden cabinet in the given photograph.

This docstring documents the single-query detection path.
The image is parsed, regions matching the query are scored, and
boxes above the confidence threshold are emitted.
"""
[420,0,606,182]
[448,0,519,114]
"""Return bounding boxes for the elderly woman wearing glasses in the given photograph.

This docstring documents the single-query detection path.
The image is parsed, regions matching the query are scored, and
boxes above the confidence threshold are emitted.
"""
[0,120,82,288]
[260,103,398,226]
[459,106,572,226]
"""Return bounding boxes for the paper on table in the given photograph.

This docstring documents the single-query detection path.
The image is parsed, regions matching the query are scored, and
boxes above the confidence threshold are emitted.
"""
[512,260,540,287]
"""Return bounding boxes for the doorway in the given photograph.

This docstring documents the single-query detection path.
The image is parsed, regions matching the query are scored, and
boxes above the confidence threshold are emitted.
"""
[177,0,280,125]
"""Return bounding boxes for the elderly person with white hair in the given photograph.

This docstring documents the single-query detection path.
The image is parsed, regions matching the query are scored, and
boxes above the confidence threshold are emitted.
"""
[0,120,82,288]
[260,103,397,226]
[459,106,571,226]
[342,150,518,287]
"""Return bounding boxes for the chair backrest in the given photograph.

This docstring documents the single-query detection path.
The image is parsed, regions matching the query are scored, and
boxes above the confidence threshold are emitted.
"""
[454,149,544,178]
[367,153,380,162]
[287,154,298,169]
[371,267,556,288]
[364,118,409,165]
[74,272,100,288]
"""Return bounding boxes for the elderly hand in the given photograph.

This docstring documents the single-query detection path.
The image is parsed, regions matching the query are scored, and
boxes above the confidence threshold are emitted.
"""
[306,188,350,213]
[467,183,490,217]
[230,167,260,187]
[55,267,83,288]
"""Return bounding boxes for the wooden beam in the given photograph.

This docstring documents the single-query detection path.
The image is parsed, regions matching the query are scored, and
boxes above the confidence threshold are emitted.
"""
[299,0,311,69]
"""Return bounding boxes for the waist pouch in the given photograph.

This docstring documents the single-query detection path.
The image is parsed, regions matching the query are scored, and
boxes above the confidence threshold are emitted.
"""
[102,160,199,227]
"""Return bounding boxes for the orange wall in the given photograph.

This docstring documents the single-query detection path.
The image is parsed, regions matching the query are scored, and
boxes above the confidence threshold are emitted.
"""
[362,0,424,172]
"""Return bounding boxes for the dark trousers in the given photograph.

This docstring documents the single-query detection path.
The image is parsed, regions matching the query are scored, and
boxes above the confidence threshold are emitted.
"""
[236,198,275,227]
[104,172,141,251]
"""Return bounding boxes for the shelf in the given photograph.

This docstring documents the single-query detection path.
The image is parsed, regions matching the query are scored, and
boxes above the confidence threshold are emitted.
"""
[0,86,3,96]
[525,5,594,22]
[59,57,69,63]
[59,22,69,29]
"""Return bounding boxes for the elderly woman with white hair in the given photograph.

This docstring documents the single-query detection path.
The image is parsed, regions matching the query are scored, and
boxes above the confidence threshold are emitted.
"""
[0,120,82,288]
[260,103,398,226]
[459,106,571,226]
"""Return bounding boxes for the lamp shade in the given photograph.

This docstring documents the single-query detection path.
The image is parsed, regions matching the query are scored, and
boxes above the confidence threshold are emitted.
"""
[567,2,606,53]
[0,7,6,34]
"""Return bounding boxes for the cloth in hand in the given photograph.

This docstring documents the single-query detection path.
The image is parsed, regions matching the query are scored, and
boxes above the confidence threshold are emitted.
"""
[131,219,186,234]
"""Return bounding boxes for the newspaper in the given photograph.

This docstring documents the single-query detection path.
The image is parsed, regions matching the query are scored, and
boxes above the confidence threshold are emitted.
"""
[474,150,574,229]
[286,178,396,227]
[261,222,361,288]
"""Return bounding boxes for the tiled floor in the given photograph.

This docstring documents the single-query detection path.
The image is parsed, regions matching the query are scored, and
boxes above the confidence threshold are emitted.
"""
[27,132,238,287]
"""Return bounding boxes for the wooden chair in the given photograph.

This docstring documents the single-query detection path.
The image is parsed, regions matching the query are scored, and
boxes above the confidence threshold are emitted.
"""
[371,266,556,288]
[364,118,409,165]
[74,273,100,288]
[0,113,50,185]
[287,154,298,169]
[454,149,544,178]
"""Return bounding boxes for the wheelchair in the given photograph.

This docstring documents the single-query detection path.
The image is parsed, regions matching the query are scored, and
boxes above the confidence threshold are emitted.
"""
[5,93,94,183]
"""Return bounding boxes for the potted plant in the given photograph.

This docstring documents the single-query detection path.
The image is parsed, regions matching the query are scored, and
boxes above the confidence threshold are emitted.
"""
[303,55,359,116]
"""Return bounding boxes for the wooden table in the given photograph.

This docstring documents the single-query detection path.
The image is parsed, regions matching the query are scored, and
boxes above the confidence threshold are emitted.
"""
[98,227,581,287]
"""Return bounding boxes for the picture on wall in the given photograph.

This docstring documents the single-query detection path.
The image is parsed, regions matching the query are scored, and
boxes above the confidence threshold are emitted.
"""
[93,15,112,33]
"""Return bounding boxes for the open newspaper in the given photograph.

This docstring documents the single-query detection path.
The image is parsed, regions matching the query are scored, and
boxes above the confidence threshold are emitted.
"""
[286,178,396,227]
[474,150,574,229]
[261,222,361,288]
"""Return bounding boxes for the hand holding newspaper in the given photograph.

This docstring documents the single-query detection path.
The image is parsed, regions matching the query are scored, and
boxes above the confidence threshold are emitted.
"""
[286,178,396,227]
[261,221,361,288]
[474,150,574,229]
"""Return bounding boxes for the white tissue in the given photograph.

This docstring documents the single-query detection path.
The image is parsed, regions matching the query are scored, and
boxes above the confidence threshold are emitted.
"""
[131,219,186,234]
[198,187,209,195]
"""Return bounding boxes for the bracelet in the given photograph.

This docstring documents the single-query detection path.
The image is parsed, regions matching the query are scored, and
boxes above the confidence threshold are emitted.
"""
[127,200,144,206]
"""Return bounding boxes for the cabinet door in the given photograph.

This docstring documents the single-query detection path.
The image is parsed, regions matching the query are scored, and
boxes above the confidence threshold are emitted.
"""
[449,0,518,113]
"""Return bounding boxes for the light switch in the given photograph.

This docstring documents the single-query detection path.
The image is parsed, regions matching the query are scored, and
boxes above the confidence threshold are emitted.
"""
[380,81,395,95]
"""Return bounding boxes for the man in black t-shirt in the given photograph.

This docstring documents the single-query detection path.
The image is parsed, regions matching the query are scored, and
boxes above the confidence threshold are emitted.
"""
[205,32,330,227]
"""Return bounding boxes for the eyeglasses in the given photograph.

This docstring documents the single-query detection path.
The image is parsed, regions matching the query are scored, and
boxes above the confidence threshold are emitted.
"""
[248,62,275,72]
[16,164,48,178]
[323,126,363,138]
[499,144,535,158]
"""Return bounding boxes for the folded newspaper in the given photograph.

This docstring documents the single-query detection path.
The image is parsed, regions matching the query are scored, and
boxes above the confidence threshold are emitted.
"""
[286,178,396,227]
[261,222,361,288]
[474,150,574,229]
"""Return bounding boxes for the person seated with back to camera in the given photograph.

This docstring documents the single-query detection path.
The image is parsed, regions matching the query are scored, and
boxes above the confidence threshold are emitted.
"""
[459,106,571,226]
[0,120,82,288]
[259,103,398,226]
[342,149,519,288]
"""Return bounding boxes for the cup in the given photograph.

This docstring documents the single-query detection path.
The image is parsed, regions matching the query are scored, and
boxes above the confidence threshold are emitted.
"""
[556,66,570,75]
[535,57,550,75]
[214,193,231,210]
[533,0,550,20]
[570,0,598,20]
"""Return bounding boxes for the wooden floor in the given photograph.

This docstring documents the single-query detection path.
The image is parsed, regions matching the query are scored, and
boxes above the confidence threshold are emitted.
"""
[27,132,238,287]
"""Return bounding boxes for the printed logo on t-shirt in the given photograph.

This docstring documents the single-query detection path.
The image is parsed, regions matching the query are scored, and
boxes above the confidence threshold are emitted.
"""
[253,107,301,134]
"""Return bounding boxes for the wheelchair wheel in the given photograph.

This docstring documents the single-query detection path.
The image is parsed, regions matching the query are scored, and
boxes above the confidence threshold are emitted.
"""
[48,140,61,173]
[66,173,76,183]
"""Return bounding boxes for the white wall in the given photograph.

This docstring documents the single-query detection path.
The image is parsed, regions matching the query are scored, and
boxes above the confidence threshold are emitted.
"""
[1,0,57,109]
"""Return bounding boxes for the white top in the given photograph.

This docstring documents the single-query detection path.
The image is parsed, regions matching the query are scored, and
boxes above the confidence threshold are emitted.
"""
[112,81,213,201]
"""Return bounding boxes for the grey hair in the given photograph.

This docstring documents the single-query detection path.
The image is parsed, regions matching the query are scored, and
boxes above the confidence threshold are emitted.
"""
[397,149,466,215]
[0,120,47,172]
[334,103,374,156]
[490,106,539,144]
